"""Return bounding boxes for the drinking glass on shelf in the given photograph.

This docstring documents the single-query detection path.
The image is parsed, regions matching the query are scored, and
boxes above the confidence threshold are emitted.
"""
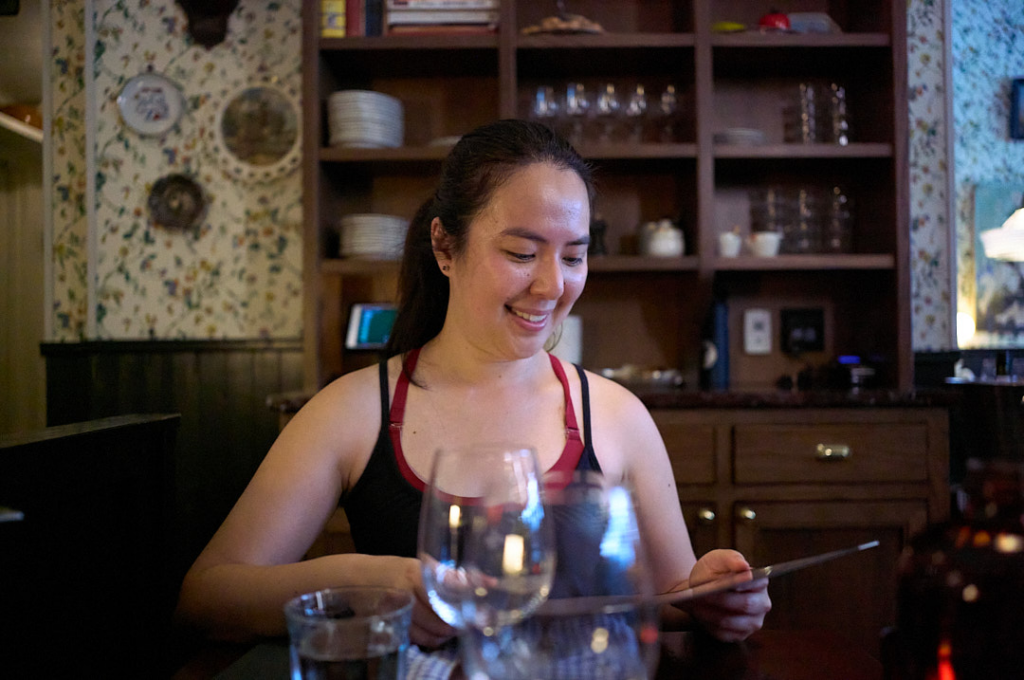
[417,443,555,633]
[593,82,622,144]
[826,82,850,145]
[783,81,819,144]
[562,82,591,145]
[623,83,648,143]
[822,185,853,253]
[656,84,679,143]
[528,85,560,129]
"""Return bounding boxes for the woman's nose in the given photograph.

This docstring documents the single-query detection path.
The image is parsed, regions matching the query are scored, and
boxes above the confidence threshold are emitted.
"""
[531,257,564,299]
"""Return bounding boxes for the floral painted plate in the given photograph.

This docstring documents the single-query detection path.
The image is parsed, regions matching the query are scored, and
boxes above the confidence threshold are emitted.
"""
[117,72,184,137]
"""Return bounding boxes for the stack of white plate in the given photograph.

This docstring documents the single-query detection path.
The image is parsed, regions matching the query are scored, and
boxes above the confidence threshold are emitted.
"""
[327,90,404,148]
[338,214,408,259]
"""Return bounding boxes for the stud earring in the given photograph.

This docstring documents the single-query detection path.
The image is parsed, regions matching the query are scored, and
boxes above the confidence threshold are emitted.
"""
[442,265,450,272]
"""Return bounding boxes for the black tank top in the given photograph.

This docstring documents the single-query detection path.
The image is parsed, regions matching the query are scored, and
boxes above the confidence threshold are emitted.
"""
[342,351,602,557]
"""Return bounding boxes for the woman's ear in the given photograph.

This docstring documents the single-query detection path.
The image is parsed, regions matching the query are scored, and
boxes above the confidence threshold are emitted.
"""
[430,217,453,273]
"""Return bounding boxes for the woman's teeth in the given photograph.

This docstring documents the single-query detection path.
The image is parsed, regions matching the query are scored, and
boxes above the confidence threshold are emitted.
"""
[510,308,546,323]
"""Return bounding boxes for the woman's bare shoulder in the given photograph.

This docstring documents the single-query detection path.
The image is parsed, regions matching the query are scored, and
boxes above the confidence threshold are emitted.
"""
[580,368,665,460]
[284,359,397,445]
[581,368,651,418]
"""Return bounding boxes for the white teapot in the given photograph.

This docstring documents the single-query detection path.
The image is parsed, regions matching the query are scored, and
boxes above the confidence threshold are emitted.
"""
[642,219,685,257]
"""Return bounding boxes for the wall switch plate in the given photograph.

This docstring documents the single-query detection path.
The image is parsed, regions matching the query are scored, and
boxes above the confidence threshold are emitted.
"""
[743,308,772,355]
[781,307,825,355]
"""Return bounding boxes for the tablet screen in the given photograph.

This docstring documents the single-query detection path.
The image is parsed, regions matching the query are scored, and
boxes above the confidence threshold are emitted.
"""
[345,303,397,350]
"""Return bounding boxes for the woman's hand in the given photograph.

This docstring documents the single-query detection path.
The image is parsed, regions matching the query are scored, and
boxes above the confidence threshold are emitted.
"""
[393,557,458,648]
[687,549,771,642]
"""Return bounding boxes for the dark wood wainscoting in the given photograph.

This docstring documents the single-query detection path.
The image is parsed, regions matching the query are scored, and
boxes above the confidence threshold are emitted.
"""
[41,340,304,588]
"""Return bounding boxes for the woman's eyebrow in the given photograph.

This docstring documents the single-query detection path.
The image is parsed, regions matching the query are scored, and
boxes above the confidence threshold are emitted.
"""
[501,226,591,247]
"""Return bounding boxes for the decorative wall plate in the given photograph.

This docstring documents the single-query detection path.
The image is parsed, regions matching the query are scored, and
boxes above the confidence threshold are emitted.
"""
[117,72,185,137]
[206,78,302,184]
[148,173,207,231]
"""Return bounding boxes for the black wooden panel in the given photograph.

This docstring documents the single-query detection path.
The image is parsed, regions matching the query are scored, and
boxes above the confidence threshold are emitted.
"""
[45,353,93,424]
[39,340,305,603]
[0,414,180,678]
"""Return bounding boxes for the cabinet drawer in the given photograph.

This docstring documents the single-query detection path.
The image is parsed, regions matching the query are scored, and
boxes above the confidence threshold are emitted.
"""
[733,423,929,484]
[653,413,716,485]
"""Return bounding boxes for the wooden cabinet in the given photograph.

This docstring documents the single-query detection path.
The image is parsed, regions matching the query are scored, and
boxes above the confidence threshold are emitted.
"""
[302,0,909,391]
[654,406,949,657]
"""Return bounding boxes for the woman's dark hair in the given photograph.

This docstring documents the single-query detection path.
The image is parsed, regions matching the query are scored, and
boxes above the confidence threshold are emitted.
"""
[385,119,595,359]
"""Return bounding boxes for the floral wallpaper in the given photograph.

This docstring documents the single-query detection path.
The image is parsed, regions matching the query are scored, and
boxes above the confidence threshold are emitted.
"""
[950,0,1024,348]
[50,0,89,340]
[50,0,303,340]
[907,0,954,351]
[48,1,960,349]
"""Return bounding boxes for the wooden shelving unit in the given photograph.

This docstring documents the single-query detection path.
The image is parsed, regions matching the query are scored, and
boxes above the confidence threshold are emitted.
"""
[301,0,909,391]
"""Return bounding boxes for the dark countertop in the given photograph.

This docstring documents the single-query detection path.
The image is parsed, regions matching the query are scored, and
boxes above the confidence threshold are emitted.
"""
[268,386,959,415]
[636,386,960,409]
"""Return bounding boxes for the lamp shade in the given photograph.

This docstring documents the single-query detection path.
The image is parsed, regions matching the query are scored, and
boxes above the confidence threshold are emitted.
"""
[981,208,1024,261]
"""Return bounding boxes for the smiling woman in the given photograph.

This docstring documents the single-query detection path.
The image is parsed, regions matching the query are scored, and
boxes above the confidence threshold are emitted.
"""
[175,120,770,653]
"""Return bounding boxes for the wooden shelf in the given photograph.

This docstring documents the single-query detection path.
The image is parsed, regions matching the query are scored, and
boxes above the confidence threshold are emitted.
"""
[320,35,499,51]
[303,0,909,390]
[319,146,451,163]
[713,143,892,159]
[711,33,891,48]
[319,143,699,163]
[711,254,895,271]
[589,255,699,272]
[517,33,696,49]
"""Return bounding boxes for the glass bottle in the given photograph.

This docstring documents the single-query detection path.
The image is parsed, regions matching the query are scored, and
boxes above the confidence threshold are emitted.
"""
[885,458,1024,679]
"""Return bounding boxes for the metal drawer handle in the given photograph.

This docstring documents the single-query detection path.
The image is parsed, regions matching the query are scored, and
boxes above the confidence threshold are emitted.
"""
[815,443,851,461]
[698,507,716,524]
[736,507,756,522]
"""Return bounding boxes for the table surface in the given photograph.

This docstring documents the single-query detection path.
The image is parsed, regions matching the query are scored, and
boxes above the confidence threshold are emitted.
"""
[176,629,882,680]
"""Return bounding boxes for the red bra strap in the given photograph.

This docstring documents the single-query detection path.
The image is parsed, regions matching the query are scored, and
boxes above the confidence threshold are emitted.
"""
[548,352,581,442]
[389,348,423,491]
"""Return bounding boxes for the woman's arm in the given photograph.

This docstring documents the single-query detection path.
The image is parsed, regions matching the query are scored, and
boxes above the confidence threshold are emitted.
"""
[587,373,770,641]
[174,367,454,647]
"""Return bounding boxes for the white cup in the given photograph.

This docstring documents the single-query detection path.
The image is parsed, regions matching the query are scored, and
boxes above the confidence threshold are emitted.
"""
[748,231,781,257]
[718,231,741,258]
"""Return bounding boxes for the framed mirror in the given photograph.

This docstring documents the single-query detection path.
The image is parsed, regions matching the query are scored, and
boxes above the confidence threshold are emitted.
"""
[206,79,301,184]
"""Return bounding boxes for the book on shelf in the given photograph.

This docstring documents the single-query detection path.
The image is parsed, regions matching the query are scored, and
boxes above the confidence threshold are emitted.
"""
[345,0,364,36]
[321,0,346,37]
[385,22,497,35]
[386,0,499,8]
[385,8,499,25]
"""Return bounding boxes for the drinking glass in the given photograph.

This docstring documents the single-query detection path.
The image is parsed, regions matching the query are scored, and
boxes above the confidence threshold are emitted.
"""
[284,586,413,680]
[418,443,555,633]
[562,82,591,145]
[528,86,560,129]
[460,472,659,680]
[656,84,679,143]
[623,83,648,143]
[593,83,622,143]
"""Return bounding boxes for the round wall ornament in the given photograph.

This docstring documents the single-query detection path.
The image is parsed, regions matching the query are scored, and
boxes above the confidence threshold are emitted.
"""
[117,72,185,137]
[148,173,207,232]
[205,77,302,184]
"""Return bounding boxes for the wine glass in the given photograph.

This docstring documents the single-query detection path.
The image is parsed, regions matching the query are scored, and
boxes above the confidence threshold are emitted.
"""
[593,82,622,143]
[623,83,648,143]
[528,85,561,129]
[417,443,555,633]
[656,84,679,143]
[562,82,591,145]
[460,471,660,680]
